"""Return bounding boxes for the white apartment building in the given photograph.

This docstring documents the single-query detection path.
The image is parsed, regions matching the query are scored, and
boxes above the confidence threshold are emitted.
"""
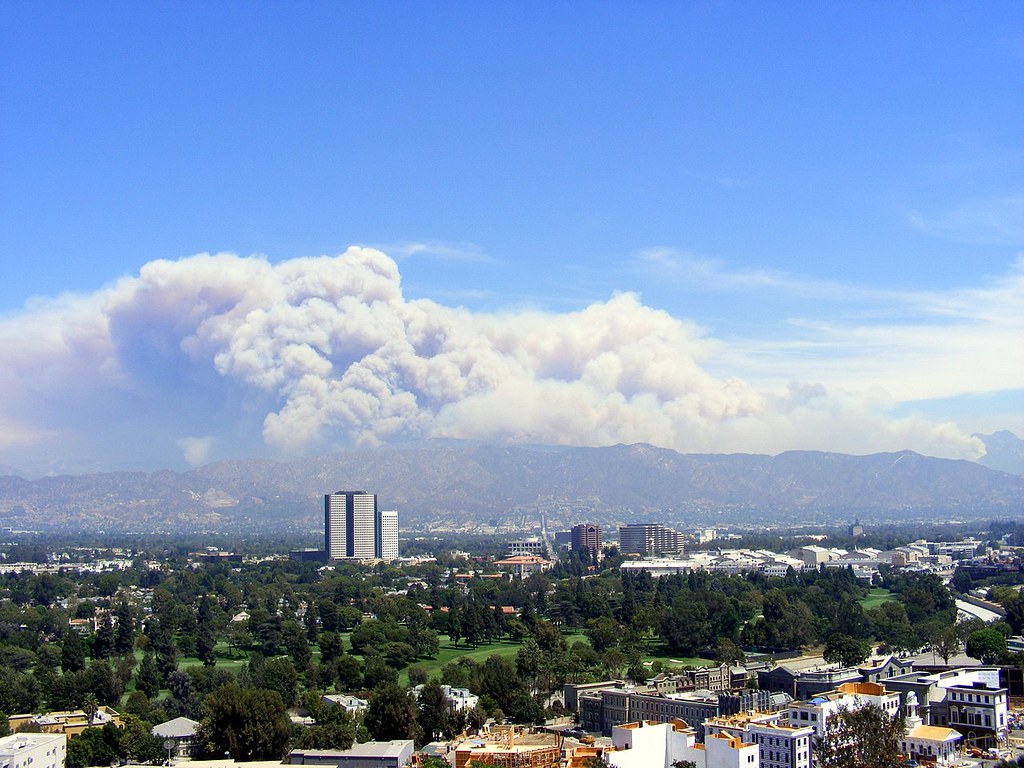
[0,733,66,768]
[412,685,479,712]
[787,682,901,738]
[608,720,758,768]
[706,713,812,768]
[900,693,961,767]
[380,510,399,561]
[507,538,546,556]
[886,666,1008,748]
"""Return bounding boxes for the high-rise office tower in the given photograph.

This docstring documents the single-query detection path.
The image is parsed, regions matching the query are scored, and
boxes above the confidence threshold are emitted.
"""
[325,491,381,560]
[571,523,602,554]
[618,523,681,555]
[380,510,399,561]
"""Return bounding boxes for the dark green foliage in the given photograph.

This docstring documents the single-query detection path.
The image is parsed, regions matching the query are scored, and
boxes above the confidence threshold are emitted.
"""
[198,683,292,761]
[823,633,871,668]
[119,716,166,764]
[0,666,40,715]
[136,650,161,699]
[365,682,417,741]
[91,614,114,659]
[318,631,344,662]
[966,627,1007,664]
[585,616,621,653]
[82,659,124,706]
[113,599,135,656]
[293,692,356,750]
[814,705,903,768]
[243,655,298,707]
[66,723,122,768]
[335,653,364,691]
[62,631,86,674]
[417,679,451,745]
[363,654,398,688]
[282,620,311,669]
[504,691,544,724]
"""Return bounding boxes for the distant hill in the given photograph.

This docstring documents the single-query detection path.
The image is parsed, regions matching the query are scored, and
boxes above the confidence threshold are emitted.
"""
[0,442,1022,533]
[975,431,1024,476]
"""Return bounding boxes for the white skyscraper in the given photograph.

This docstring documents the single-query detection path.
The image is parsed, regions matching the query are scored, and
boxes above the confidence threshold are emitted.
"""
[380,510,399,560]
[324,492,398,560]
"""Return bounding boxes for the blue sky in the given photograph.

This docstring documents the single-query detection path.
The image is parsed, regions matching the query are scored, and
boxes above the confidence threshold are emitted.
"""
[0,3,1021,475]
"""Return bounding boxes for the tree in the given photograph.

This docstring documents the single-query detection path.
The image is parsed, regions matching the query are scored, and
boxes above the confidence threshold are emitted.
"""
[714,638,745,665]
[335,654,364,691]
[660,597,710,655]
[823,634,871,668]
[929,625,960,664]
[293,691,356,750]
[92,614,115,659]
[62,631,85,674]
[119,715,165,764]
[198,683,292,761]
[417,679,451,745]
[66,724,122,768]
[113,600,135,656]
[365,682,417,741]
[814,705,903,768]
[195,597,218,667]
[135,650,161,699]
[965,628,1007,664]
[504,691,544,725]
[585,617,621,653]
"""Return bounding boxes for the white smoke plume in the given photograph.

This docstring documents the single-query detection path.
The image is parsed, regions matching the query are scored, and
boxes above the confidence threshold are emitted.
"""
[0,247,992,473]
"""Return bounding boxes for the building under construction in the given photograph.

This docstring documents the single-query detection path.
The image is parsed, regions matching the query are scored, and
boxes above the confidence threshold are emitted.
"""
[453,726,561,768]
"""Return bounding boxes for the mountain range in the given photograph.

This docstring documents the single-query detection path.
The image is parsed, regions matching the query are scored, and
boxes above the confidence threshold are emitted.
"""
[0,438,1022,534]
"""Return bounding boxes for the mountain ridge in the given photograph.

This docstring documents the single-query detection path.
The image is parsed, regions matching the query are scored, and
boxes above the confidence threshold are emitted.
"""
[0,441,1021,533]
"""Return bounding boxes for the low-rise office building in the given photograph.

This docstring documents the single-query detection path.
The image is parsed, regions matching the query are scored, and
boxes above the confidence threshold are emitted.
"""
[290,741,414,768]
[705,712,812,768]
[0,733,66,768]
[607,720,758,768]
[787,682,901,739]
[885,667,1008,749]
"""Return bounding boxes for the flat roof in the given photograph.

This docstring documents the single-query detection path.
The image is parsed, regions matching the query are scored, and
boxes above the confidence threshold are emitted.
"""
[294,741,413,758]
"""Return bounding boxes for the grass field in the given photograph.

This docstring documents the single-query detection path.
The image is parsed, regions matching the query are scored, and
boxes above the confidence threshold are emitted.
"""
[640,647,715,668]
[398,635,527,685]
[860,588,897,610]
[125,630,714,701]
[398,632,713,684]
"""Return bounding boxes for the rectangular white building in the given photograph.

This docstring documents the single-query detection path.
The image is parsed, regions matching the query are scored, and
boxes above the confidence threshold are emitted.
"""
[608,720,758,768]
[0,733,67,768]
[380,510,399,561]
[706,713,812,768]
[787,682,900,739]
[325,491,391,560]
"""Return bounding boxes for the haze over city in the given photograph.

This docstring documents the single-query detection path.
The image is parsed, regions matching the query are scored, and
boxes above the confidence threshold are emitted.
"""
[1,4,1021,476]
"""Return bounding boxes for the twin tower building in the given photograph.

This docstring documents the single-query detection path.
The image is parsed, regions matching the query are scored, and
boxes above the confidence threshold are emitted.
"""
[324,491,399,561]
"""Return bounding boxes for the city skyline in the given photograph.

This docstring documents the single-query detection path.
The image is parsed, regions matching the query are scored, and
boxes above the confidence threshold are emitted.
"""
[0,4,1021,477]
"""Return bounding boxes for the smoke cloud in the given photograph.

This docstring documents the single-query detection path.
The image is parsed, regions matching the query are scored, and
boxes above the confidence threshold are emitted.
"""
[0,247,991,474]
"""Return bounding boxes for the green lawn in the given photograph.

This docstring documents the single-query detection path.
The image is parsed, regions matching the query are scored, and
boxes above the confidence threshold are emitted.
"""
[398,634,527,685]
[178,642,251,672]
[639,643,714,668]
[397,632,712,685]
[860,588,897,610]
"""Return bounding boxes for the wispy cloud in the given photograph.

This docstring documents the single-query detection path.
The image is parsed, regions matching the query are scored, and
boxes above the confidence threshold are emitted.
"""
[371,240,494,263]
[910,195,1024,245]
[701,254,1024,404]
[629,247,888,303]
